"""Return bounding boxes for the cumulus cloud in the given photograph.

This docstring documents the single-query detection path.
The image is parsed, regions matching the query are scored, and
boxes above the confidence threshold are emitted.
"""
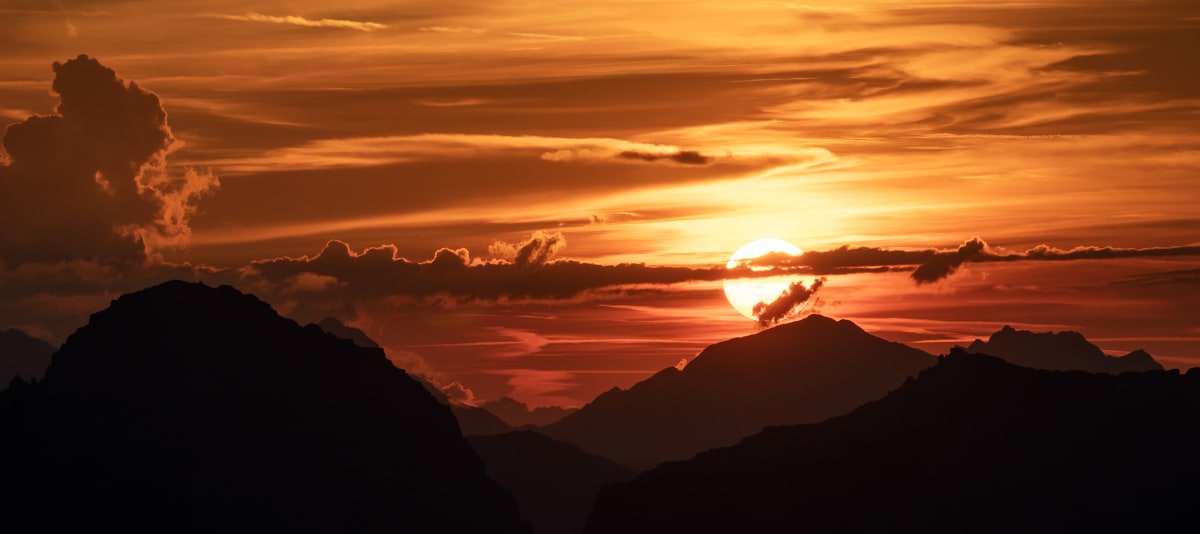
[0,55,217,267]
[245,233,763,304]
[440,381,478,406]
[488,231,566,267]
[911,237,987,284]
[211,12,387,32]
[752,277,825,326]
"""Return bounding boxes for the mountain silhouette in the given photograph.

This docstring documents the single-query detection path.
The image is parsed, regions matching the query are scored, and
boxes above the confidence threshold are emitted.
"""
[316,316,382,348]
[469,430,635,534]
[0,328,55,388]
[542,315,936,469]
[965,325,1163,373]
[586,349,1200,533]
[0,281,528,532]
[481,396,578,427]
[314,316,512,436]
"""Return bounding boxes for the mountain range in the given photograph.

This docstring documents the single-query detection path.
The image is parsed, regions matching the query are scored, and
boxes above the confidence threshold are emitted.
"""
[964,324,1162,373]
[0,328,55,386]
[481,396,578,427]
[0,281,528,532]
[586,349,1200,532]
[0,281,1183,532]
[542,315,937,469]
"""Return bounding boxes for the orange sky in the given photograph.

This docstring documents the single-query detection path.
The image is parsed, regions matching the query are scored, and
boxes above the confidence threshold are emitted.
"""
[1,1,1197,406]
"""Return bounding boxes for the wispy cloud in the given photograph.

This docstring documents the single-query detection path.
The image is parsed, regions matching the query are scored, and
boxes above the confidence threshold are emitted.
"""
[210,12,386,32]
[420,26,484,34]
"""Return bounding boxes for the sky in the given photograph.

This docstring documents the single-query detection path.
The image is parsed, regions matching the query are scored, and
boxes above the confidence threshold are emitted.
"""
[1,0,1197,406]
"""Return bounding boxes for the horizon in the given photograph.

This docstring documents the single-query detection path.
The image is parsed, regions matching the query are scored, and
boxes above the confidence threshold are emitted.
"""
[1,0,1197,407]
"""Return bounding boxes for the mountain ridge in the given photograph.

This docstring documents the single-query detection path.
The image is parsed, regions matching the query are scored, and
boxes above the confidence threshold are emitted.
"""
[0,280,528,532]
[964,324,1163,373]
[586,349,1200,532]
[542,314,937,469]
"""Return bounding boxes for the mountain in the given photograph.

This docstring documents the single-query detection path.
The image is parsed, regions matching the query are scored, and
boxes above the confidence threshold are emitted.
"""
[316,316,381,348]
[481,396,578,427]
[314,316,512,436]
[0,281,528,532]
[542,315,936,469]
[453,403,515,435]
[965,325,1163,373]
[0,328,55,387]
[469,430,635,534]
[586,350,1200,533]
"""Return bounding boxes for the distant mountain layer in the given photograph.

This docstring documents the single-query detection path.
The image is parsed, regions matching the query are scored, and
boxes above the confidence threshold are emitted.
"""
[543,315,937,470]
[314,316,512,436]
[482,396,578,427]
[470,430,635,534]
[0,281,528,533]
[586,350,1200,533]
[965,325,1162,373]
[0,328,54,386]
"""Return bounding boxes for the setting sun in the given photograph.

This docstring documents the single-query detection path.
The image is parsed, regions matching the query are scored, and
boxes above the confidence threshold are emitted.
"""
[724,239,808,320]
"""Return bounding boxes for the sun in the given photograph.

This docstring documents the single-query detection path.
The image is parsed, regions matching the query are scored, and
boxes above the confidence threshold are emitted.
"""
[724,238,804,320]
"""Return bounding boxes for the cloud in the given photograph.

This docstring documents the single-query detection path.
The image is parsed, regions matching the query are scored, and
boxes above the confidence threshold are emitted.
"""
[1111,268,1200,286]
[617,150,712,165]
[489,231,566,267]
[246,234,742,304]
[420,26,484,34]
[911,237,987,285]
[752,277,825,326]
[0,55,217,267]
[741,238,1200,285]
[211,12,386,32]
[440,381,478,406]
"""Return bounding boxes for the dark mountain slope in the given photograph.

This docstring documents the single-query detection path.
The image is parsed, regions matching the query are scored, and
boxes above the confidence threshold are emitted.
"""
[0,281,528,533]
[0,328,55,387]
[965,325,1162,373]
[314,316,512,436]
[470,430,635,534]
[543,315,936,469]
[587,350,1200,533]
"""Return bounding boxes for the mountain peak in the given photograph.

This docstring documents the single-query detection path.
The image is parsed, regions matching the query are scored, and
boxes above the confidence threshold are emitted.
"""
[2,280,528,532]
[965,325,1161,374]
[545,315,935,469]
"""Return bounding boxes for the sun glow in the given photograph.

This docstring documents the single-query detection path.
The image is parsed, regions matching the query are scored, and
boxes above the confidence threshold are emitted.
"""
[723,239,804,320]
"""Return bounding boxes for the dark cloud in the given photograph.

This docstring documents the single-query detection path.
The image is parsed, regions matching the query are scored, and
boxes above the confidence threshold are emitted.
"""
[911,237,987,284]
[616,150,712,165]
[0,54,217,267]
[752,277,825,326]
[247,235,739,305]
[740,238,1200,285]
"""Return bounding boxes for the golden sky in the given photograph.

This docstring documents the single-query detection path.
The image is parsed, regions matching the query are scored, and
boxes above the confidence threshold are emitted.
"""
[1,0,1198,405]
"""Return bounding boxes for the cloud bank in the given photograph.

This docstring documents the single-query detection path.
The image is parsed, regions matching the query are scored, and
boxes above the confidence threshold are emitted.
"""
[0,55,217,267]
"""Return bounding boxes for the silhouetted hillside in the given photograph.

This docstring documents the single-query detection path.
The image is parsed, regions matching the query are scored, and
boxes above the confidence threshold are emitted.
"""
[314,316,512,436]
[316,316,381,348]
[543,315,935,469]
[965,325,1162,373]
[586,350,1200,533]
[470,430,635,534]
[482,396,577,427]
[454,404,515,435]
[0,281,528,532]
[0,328,54,387]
